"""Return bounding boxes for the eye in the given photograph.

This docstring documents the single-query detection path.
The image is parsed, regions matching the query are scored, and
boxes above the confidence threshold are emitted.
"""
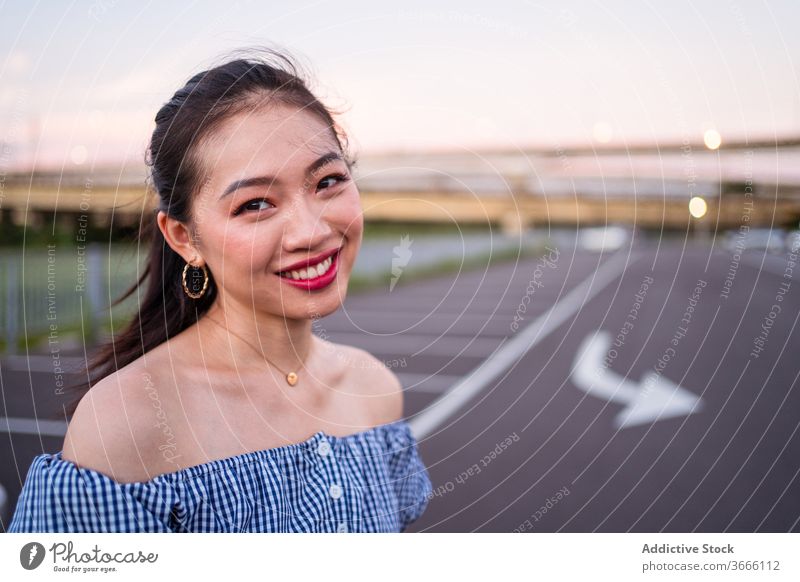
[317,173,350,192]
[232,172,350,216]
[233,198,275,216]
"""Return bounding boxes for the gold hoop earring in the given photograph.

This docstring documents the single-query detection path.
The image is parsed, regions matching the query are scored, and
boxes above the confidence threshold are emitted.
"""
[182,262,209,299]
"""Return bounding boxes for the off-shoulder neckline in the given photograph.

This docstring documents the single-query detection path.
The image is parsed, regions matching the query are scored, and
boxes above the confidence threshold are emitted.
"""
[40,418,413,486]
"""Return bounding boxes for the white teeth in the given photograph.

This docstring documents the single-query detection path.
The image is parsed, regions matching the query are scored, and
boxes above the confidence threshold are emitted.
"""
[283,255,334,281]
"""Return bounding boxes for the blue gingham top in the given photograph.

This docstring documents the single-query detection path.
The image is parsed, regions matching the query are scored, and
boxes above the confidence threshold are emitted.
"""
[7,419,432,533]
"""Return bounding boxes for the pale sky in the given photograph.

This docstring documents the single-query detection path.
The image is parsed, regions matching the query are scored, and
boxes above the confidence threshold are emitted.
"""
[1,0,798,170]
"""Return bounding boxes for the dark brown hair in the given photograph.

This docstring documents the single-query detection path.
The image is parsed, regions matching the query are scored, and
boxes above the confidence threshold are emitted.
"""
[61,47,354,418]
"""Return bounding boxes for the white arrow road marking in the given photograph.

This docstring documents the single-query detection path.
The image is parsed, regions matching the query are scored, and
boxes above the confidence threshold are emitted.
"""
[571,331,703,429]
[410,250,634,440]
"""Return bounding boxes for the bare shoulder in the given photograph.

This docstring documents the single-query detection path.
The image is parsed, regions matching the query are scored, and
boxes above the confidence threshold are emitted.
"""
[334,343,404,425]
[61,362,167,484]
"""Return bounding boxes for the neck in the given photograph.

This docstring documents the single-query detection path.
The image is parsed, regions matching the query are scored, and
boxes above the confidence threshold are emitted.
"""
[201,298,314,375]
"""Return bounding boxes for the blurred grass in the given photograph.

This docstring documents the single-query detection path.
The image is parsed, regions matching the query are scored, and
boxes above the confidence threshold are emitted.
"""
[362,220,496,239]
[348,237,549,293]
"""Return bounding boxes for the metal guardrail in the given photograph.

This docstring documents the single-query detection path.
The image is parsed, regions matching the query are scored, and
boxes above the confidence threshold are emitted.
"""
[1,243,143,354]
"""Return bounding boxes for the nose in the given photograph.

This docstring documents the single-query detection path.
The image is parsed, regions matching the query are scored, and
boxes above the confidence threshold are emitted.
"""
[279,194,335,253]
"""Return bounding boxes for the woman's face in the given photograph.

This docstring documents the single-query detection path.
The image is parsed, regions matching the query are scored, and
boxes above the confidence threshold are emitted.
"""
[186,103,363,320]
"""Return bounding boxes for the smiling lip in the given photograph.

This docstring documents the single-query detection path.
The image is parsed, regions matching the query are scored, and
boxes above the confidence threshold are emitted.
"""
[276,247,341,291]
[276,246,341,274]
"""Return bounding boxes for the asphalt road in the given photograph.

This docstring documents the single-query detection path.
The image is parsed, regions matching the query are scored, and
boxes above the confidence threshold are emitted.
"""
[2,237,798,532]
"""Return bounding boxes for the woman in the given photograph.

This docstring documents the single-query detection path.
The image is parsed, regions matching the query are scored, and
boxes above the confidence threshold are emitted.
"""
[8,48,433,533]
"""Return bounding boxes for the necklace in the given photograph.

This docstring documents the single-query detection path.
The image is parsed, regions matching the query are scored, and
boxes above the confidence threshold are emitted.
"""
[204,316,309,386]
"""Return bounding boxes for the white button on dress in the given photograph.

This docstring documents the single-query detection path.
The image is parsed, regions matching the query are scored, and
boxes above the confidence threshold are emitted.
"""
[329,483,342,499]
[317,440,331,457]
[337,522,348,533]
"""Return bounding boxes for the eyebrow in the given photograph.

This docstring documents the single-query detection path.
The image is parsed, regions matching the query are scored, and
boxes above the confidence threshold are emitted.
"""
[218,151,345,201]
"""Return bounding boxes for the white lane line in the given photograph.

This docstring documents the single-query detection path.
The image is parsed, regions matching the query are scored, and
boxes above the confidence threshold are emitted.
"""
[0,483,7,523]
[409,250,637,440]
[0,417,68,437]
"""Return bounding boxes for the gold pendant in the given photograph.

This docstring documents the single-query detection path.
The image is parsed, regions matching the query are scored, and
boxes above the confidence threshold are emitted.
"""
[286,372,298,386]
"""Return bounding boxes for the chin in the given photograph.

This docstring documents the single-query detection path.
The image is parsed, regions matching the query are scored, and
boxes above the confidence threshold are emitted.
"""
[292,302,339,323]
[270,289,346,321]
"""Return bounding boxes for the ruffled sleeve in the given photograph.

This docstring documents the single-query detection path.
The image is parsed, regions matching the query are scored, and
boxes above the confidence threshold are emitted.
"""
[386,423,433,532]
[7,453,180,533]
